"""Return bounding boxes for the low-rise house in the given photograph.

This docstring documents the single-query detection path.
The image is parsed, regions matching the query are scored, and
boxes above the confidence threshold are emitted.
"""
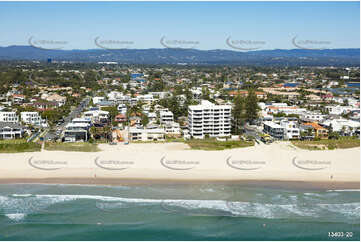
[64,123,89,142]
[114,114,127,123]
[280,120,300,140]
[164,122,181,135]
[45,94,66,107]
[117,104,127,114]
[129,127,165,141]
[71,117,92,127]
[301,122,328,139]
[83,110,109,124]
[0,111,19,123]
[92,97,105,105]
[300,112,326,122]
[263,121,284,139]
[0,122,24,139]
[33,101,57,111]
[321,118,360,135]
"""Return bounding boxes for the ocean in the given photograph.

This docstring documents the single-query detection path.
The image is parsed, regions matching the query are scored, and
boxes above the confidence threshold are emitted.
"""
[0,183,359,241]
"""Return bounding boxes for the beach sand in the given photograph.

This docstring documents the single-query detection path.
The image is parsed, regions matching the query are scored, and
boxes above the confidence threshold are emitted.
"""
[0,142,359,189]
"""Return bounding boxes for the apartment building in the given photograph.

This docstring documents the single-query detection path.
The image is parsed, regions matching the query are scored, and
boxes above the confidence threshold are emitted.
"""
[188,100,231,139]
[21,112,43,126]
[0,111,19,123]
[160,111,174,124]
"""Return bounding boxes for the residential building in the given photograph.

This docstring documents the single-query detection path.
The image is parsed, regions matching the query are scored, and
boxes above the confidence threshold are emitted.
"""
[21,112,44,126]
[280,120,300,140]
[188,100,232,139]
[301,122,328,139]
[0,122,24,139]
[129,127,165,141]
[263,121,285,139]
[160,110,174,124]
[0,111,19,123]
[64,123,89,142]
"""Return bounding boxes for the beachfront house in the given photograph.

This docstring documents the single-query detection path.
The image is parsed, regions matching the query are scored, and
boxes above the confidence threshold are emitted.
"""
[263,121,285,140]
[0,122,24,139]
[64,123,90,142]
[280,120,300,140]
[129,127,165,141]
[301,122,329,139]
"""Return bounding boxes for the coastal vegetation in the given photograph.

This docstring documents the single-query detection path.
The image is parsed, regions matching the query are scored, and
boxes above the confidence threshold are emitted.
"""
[0,139,41,153]
[291,136,360,150]
[185,138,254,150]
[44,142,100,152]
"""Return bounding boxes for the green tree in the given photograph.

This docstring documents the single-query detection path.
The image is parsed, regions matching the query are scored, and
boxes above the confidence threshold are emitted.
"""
[232,95,245,134]
[245,89,260,122]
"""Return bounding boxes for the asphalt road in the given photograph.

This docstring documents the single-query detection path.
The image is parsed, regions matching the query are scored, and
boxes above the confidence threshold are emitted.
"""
[43,97,90,141]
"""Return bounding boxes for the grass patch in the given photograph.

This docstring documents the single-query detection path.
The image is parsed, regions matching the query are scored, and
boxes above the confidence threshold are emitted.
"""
[186,139,254,151]
[44,142,100,152]
[291,137,360,150]
[0,139,41,153]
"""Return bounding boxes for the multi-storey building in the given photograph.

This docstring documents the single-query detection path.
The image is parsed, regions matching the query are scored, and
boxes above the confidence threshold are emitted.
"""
[160,111,174,124]
[188,100,231,139]
[0,111,19,123]
[263,121,285,140]
[20,112,43,126]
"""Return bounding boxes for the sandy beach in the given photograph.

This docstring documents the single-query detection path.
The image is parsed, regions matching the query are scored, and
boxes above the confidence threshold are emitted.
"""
[0,142,359,188]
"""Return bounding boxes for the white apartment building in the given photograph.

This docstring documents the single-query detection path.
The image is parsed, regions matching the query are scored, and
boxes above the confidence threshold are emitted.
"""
[21,112,43,126]
[0,111,19,123]
[188,100,232,139]
[160,111,174,124]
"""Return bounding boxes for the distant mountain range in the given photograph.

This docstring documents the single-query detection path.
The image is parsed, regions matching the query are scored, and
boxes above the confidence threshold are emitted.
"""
[0,46,359,66]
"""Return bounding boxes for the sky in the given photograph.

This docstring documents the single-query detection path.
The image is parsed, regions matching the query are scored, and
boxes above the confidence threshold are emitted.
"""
[0,1,359,50]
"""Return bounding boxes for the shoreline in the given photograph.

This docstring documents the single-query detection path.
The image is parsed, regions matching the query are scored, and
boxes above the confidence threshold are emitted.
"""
[0,178,359,190]
[0,142,359,189]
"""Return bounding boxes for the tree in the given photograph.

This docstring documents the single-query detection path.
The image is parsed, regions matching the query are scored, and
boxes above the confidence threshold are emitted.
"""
[245,89,260,123]
[232,95,245,134]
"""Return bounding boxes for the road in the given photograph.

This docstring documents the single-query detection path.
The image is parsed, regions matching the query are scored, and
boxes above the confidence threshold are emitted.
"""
[42,97,91,141]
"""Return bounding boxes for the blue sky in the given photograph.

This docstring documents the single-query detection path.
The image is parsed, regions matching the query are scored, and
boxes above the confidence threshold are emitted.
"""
[0,1,359,50]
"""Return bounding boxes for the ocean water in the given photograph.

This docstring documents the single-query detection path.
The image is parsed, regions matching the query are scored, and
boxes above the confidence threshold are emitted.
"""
[0,183,359,241]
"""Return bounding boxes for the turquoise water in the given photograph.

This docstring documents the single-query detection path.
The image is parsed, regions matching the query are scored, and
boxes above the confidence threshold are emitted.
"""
[0,183,359,241]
